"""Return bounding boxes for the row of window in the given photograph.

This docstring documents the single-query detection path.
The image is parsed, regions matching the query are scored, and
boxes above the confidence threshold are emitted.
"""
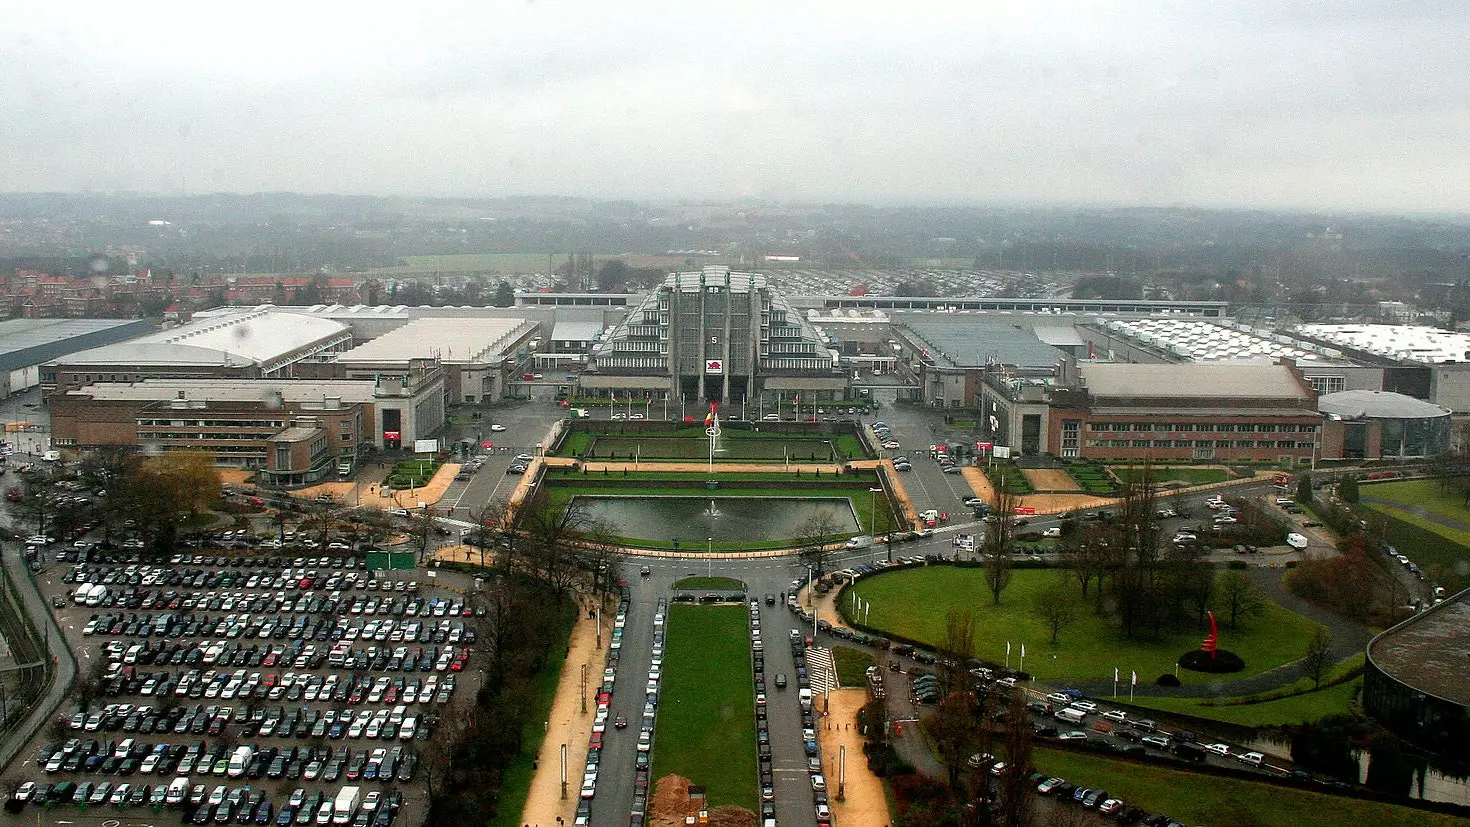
[1085,439,1316,450]
[1087,422,1315,433]
[137,419,287,428]
[592,357,665,369]
[1306,376,1348,393]
[138,431,274,441]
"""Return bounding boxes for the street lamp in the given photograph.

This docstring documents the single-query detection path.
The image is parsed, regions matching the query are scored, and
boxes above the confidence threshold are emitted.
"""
[707,537,713,577]
[868,487,883,537]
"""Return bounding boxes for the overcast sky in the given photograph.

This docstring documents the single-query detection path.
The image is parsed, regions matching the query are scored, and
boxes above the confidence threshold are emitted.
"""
[3,1,1468,212]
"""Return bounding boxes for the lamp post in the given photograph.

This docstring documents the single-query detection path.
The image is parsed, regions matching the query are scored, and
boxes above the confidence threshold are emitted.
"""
[868,487,883,537]
[707,537,713,577]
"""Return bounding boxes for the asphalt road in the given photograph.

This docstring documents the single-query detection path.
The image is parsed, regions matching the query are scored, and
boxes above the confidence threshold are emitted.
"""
[589,557,828,827]
[0,545,75,775]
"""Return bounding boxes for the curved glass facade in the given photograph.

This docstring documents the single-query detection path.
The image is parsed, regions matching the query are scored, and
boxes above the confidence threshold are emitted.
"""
[1363,659,1470,753]
[1377,414,1450,457]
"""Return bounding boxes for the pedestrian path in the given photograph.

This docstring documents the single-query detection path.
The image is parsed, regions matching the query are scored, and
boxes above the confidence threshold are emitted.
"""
[808,646,839,693]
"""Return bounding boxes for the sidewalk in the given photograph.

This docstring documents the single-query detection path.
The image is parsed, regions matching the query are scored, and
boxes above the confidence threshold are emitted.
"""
[519,604,611,827]
[822,689,890,827]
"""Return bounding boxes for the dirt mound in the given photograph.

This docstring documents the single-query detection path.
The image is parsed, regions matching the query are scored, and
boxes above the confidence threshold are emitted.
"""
[649,775,757,827]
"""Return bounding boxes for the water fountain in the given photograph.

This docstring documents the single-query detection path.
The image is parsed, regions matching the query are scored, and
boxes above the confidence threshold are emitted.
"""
[704,499,722,518]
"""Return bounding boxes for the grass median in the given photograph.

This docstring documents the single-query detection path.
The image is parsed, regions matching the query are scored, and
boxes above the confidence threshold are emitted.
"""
[1125,654,1364,727]
[653,604,757,808]
[1033,747,1461,827]
[845,566,1322,684]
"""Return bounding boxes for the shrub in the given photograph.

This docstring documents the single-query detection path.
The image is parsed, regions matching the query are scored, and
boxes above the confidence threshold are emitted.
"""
[1178,649,1246,674]
[1156,674,1181,687]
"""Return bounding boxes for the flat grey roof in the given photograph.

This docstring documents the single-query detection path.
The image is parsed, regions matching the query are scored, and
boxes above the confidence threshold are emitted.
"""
[551,320,604,342]
[0,318,142,353]
[1082,363,1313,401]
[1369,590,1470,707]
[900,321,1064,369]
[1032,325,1086,348]
[0,318,154,372]
[1319,390,1451,420]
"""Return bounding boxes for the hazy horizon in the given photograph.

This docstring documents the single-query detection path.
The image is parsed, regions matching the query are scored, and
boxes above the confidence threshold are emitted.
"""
[6,2,1468,213]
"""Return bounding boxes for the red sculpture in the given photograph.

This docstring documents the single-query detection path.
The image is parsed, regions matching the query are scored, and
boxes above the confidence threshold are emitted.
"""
[1201,610,1219,659]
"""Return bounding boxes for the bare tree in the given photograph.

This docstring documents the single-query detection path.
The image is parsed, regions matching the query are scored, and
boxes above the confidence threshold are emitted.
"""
[1302,627,1334,689]
[406,505,437,561]
[982,487,1017,605]
[1067,524,1113,607]
[795,510,845,577]
[939,608,975,696]
[576,517,625,601]
[67,657,108,713]
[922,691,979,792]
[519,495,596,598]
[1219,571,1266,630]
[996,690,1035,827]
[1033,573,1078,644]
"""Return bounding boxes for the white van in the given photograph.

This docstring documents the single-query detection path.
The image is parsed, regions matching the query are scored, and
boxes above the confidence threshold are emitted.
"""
[165,777,190,805]
[1055,707,1088,725]
[226,745,254,778]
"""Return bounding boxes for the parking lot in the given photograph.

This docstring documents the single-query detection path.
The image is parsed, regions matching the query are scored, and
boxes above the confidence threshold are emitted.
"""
[4,543,485,826]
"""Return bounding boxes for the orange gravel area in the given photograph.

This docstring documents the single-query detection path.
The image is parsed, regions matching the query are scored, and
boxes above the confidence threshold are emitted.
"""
[1022,468,1079,491]
[824,688,890,827]
[878,460,921,530]
[384,463,460,509]
[218,469,255,487]
[960,467,997,506]
[649,775,756,827]
[432,544,494,566]
[519,607,611,827]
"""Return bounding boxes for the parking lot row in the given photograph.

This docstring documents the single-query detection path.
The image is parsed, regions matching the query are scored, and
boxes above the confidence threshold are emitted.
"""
[83,612,474,645]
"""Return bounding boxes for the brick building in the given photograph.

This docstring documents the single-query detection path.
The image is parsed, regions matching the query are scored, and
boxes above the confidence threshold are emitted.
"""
[1045,362,1322,466]
[50,376,444,481]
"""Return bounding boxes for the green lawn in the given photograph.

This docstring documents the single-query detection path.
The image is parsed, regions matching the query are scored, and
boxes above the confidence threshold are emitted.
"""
[1126,677,1360,727]
[1359,480,1470,587]
[831,646,877,687]
[491,603,576,827]
[1032,747,1461,827]
[673,576,746,590]
[845,567,1323,684]
[1111,466,1231,485]
[1125,655,1364,727]
[653,605,757,809]
[1360,479,1470,526]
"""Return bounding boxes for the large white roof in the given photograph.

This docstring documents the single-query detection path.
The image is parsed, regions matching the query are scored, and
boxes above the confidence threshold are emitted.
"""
[59,309,349,367]
[146,309,348,362]
[1297,324,1470,364]
[334,317,533,364]
[1099,319,1337,363]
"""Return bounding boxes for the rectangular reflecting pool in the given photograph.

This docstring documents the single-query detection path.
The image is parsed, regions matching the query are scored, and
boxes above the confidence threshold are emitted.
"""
[570,495,861,546]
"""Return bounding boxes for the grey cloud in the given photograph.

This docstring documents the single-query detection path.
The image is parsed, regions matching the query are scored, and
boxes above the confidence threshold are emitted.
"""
[0,2,1467,211]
